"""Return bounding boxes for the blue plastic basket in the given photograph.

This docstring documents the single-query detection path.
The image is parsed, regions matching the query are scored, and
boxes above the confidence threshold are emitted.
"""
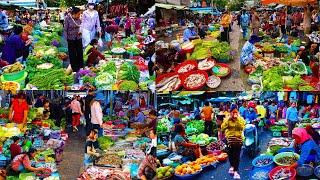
[0,156,6,168]
[296,164,314,177]
[277,147,295,154]
[252,155,274,170]
[314,165,320,178]
[250,168,269,180]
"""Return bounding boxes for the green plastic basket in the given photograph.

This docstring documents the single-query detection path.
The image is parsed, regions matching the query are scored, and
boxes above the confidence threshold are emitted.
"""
[7,176,19,180]
[1,71,27,88]
[3,66,25,81]
[272,131,281,137]
[19,172,35,180]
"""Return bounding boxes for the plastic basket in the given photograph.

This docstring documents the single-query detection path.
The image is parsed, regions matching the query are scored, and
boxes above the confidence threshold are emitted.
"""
[272,131,282,137]
[252,155,274,169]
[273,152,300,166]
[269,166,296,180]
[314,165,320,178]
[19,172,35,180]
[2,66,25,81]
[174,169,202,180]
[296,164,314,177]
[250,168,269,180]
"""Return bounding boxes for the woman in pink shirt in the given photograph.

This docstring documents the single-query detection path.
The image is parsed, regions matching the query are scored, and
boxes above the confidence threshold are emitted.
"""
[91,93,104,137]
[70,95,83,132]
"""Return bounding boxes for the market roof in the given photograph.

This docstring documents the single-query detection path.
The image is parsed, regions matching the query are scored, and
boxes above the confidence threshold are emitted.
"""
[155,3,188,10]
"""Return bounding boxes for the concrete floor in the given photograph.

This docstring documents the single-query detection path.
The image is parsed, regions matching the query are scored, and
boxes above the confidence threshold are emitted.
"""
[57,126,86,180]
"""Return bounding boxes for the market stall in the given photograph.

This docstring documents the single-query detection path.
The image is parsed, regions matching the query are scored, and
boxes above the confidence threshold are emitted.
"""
[79,92,156,180]
[243,32,319,91]
[156,26,237,91]
[0,21,155,91]
[0,105,68,180]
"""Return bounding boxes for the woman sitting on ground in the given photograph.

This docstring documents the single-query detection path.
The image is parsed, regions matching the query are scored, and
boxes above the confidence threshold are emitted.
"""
[84,39,106,67]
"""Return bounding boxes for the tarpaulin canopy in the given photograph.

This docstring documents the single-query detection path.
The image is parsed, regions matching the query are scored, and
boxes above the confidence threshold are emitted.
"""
[261,0,317,6]
[155,3,188,10]
[208,97,236,103]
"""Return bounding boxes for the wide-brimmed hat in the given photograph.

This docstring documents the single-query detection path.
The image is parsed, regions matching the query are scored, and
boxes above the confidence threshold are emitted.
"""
[188,23,195,28]
[249,35,261,44]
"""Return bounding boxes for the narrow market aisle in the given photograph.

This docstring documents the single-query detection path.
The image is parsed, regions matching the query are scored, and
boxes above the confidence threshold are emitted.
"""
[58,127,86,180]
[215,23,244,91]
[194,131,272,180]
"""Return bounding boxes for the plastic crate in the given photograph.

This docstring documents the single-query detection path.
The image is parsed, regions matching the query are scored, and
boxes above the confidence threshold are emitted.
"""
[296,164,314,177]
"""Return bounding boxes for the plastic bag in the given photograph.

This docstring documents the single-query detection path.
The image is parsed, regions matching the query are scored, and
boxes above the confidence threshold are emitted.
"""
[80,115,86,125]
[98,38,103,47]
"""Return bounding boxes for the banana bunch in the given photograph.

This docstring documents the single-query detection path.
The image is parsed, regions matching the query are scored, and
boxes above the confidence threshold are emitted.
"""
[3,62,24,73]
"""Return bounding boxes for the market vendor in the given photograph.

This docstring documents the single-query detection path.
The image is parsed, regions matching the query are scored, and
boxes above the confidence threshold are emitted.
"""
[240,35,261,67]
[147,109,157,131]
[244,101,258,124]
[221,109,245,180]
[10,136,22,160]
[173,124,202,160]
[84,129,101,167]
[84,39,106,67]
[1,25,32,65]
[133,108,146,123]
[9,148,46,175]
[183,23,199,42]
[168,107,181,125]
[295,46,310,66]
[143,35,156,76]
[289,128,320,169]
[306,125,320,145]
[138,147,157,180]
[9,92,29,125]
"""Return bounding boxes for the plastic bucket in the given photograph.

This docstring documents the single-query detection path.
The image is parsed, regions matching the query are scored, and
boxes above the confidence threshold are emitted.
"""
[3,67,25,81]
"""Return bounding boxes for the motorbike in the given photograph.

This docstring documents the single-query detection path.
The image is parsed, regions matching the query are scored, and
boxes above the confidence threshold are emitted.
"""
[244,118,260,158]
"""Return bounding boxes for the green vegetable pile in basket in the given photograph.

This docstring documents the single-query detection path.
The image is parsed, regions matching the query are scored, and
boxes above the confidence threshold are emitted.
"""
[190,47,211,60]
[189,133,216,146]
[98,136,114,150]
[118,62,140,82]
[290,62,307,75]
[262,66,284,91]
[99,61,117,75]
[211,42,232,61]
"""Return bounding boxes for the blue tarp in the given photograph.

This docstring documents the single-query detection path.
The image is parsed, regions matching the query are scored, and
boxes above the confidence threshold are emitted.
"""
[189,7,221,15]
[208,97,235,103]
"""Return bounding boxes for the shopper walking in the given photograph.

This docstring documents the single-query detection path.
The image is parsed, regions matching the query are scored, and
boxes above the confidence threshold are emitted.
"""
[84,90,95,134]
[220,10,231,43]
[221,109,246,180]
[251,8,260,36]
[201,101,214,137]
[82,3,101,47]
[70,95,83,132]
[90,93,104,137]
[64,7,83,72]
[286,102,299,138]
[240,10,250,39]
[9,92,29,125]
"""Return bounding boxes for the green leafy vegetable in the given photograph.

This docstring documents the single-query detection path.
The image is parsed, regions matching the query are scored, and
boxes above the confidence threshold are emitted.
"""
[118,62,140,82]
[98,136,114,150]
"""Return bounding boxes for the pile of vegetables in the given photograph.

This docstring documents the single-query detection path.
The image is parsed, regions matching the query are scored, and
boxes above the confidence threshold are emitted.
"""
[211,42,232,61]
[175,162,202,176]
[157,117,171,134]
[157,166,174,179]
[190,47,211,60]
[118,62,140,83]
[189,133,216,146]
[261,43,275,52]
[262,66,284,91]
[195,155,218,166]
[28,69,74,90]
[186,120,204,135]
[97,136,114,150]
[207,141,226,151]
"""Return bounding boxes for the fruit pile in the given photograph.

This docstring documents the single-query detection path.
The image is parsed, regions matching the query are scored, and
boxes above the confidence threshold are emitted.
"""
[195,155,218,166]
[175,162,202,176]
[157,166,174,179]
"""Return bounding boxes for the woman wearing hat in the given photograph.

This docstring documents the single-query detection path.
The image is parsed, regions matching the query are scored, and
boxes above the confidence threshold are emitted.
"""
[221,109,246,179]
[82,2,101,48]
[90,93,104,137]
[183,23,199,42]
[240,35,260,67]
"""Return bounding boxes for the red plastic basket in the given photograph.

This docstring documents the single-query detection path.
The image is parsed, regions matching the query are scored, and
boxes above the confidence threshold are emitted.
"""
[174,60,198,74]
[269,166,296,180]
[181,70,208,90]
[156,72,182,91]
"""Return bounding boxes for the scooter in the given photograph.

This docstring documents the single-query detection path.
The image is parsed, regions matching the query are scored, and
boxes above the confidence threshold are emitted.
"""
[244,119,260,158]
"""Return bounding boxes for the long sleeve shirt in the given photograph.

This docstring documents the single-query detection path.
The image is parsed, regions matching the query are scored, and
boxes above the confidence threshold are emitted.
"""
[286,107,298,122]
[134,112,145,123]
[82,10,101,32]
[297,140,320,166]
[91,101,103,126]
[70,99,82,114]
[221,117,246,140]
[63,14,82,40]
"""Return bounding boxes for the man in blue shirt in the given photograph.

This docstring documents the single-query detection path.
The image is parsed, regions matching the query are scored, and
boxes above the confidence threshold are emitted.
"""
[268,102,277,118]
[239,101,247,118]
[134,108,145,123]
[0,9,9,30]
[183,23,198,42]
[240,10,250,39]
[286,102,299,138]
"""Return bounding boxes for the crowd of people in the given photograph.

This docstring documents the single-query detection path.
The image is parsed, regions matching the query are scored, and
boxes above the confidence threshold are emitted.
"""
[159,95,320,179]
[0,2,156,73]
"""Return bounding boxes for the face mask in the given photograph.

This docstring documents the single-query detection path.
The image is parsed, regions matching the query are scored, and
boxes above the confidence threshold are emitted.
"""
[89,5,94,10]
[250,108,254,111]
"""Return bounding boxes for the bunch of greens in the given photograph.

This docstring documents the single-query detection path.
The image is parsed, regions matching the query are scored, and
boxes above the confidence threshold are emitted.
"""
[119,80,139,90]
[186,120,204,134]
[28,69,74,90]
[100,61,117,76]
[118,62,140,83]
[262,66,284,91]
[211,42,232,61]
[98,136,114,150]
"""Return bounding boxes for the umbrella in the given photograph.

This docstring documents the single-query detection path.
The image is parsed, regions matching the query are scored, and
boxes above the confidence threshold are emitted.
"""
[261,0,317,6]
